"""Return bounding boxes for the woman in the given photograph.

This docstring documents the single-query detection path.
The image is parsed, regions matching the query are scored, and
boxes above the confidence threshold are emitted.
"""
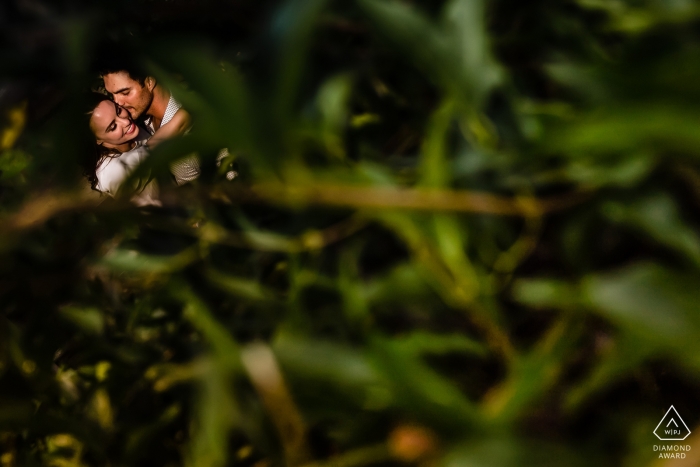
[83,93,189,206]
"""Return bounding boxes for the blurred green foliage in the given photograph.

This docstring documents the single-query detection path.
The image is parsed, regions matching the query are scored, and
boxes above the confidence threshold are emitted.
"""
[2,0,700,466]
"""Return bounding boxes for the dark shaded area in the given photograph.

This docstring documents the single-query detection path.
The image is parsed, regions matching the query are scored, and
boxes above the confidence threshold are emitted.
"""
[2,0,700,466]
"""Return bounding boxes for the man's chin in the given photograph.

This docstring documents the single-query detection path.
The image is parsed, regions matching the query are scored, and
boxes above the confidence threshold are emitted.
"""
[127,108,142,119]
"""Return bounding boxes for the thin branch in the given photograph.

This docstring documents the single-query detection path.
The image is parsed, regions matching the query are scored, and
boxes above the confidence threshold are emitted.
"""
[222,183,591,217]
[0,183,590,236]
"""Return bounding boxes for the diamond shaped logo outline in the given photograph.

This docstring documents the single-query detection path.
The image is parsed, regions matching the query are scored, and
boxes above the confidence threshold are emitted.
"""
[653,406,691,441]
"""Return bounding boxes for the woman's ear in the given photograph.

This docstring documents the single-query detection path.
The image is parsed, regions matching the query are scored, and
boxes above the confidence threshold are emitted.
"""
[146,76,156,92]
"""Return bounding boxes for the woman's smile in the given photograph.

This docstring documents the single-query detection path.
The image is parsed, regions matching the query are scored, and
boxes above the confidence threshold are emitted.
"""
[90,100,138,150]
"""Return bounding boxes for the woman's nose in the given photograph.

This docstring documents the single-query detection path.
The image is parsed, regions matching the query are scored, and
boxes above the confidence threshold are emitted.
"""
[117,116,131,130]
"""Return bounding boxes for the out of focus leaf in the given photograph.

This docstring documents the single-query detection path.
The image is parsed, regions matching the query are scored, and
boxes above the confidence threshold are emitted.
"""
[582,263,700,369]
[390,331,486,357]
[512,279,579,311]
[419,101,453,188]
[125,404,181,460]
[443,438,590,467]
[5,0,700,465]
[484,319,581,424]
[0,149,30,182]
[316,74,353,158]
[274,333,390,410]
[442,0,501,103]
[99,248,197,274]
[560,154,654,188]
[359,0,500,107]
[273,0,328,117]
[516,264,700,372]
[368,337,480,433]
[602,193,700,267]
[363,262,436,305]
[549,105,700,157]
[564,334,650,413]
[205,268,280,302]
[59,306,104,335]
[188,361,235,467]
[0,102,26,150]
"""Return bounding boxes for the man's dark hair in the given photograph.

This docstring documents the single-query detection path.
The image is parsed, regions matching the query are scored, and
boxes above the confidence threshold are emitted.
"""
[94,45,149,86]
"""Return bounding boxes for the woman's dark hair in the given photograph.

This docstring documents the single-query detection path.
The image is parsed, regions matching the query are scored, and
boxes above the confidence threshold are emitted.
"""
[81,92,121,191]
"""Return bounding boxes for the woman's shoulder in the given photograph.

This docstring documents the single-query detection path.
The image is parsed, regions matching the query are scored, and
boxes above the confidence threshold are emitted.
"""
[95,154,122,193]
[95,146,148,193]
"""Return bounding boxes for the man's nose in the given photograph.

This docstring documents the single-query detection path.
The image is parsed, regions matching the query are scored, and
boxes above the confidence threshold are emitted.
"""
[113,95,125,106]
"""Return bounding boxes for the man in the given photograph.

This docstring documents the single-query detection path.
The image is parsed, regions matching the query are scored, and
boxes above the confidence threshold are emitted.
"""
[101,67,200,185]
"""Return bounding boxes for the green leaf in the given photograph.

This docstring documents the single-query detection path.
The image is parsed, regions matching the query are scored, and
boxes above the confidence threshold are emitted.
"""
[549,105,700,157]
[419,100,454,188]
[390,331,486,357]
[98,247,196,274]
[442,0,501,101]
[484,319,581,424]
[0,149,30,181]
[602,193,700,267]
[368,336,480,433]
[444,438,590,467]
[359,0,500,107]
[59,306,104,335]
[581,263,700,368]
[563,334,650,413]
[273,0,329,118]
[431,213,479,302]
[358,0,448,87]
[273,333,392,410]
[512,279,579,311]
[316,74,353,158]
[562,154,654,188]
[363,263,435,304]
[205,268,280,302]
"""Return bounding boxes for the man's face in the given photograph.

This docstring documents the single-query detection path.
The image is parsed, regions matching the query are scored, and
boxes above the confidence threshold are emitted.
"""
[103,71,154,120]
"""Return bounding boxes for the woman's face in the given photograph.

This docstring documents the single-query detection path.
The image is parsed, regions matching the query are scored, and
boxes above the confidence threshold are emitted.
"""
[90,100,138,148]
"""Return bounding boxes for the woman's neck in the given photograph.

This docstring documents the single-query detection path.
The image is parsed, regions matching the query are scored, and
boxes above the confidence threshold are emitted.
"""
[105,139,135,154]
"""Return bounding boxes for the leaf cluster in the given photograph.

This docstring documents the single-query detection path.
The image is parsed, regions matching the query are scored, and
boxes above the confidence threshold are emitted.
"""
[2,0,700,466]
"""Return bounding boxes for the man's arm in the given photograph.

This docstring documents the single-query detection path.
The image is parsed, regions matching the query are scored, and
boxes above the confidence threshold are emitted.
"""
[147,109,191,148]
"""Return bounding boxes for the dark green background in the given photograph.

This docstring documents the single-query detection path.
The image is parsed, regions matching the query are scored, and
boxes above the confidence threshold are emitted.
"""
[1,0,700,465]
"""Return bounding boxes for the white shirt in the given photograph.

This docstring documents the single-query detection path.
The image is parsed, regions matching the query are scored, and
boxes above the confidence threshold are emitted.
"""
[145,94,201,185]
[144,94,182,132]
[95,131,160,206]
[162,94,181,126]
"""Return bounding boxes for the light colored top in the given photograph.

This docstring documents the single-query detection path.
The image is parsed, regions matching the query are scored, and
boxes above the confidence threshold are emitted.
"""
[145,94,201,185]
[144,93,182,131]
[142,94,237,183]
[162,95,234,181]
[162,94,181,126]
[95,130,160,206]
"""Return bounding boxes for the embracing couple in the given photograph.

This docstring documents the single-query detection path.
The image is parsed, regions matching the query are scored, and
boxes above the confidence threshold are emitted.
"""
[84,63,200,205]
